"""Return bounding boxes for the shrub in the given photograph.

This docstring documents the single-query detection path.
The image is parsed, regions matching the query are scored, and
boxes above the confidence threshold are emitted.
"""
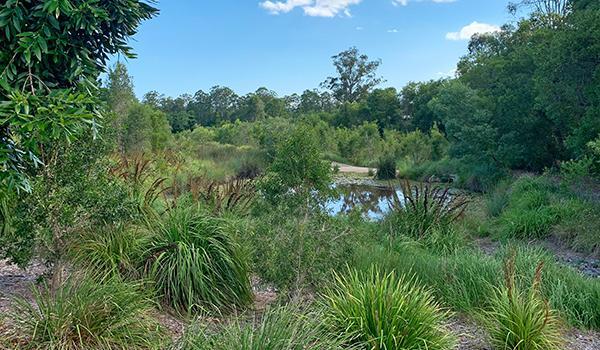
[321,267,454,350]
[174,305,345,350]
[483,258,563,350]
[385,180,468,240]
[144,203,252,313]
[6,276,165,350]
[375,156,396,180]
[249,209,360,293]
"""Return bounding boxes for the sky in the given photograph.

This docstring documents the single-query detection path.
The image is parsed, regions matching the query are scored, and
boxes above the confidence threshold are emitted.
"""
[116,0,514,99]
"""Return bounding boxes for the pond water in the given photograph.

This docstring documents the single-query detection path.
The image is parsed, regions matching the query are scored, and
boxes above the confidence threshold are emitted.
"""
[325,183,405,220]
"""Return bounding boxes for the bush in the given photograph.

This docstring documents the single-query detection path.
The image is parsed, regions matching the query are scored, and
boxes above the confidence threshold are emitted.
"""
[321,267,454,350]
[249,209,360,293]
[174,305,345,350]
[483,259,563,350]
[6,276,165,350]
[375,156,396,180]
[145,203,252,313]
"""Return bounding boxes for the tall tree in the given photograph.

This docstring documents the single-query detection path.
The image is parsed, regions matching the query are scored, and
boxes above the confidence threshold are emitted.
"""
[321,47,384,103]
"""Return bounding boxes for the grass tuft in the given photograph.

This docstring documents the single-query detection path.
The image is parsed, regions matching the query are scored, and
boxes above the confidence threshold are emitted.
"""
[173,304,345,350]
[321,266,454,350]
[145,203,252,313]
[6,276,165,350]
[483,256,563,350]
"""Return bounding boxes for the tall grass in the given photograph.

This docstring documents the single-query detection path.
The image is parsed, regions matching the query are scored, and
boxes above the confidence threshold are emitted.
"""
[354,243,600,329]
[145,203,252,313]
[483,257,563,350]
[174,305,346,350]
[321,266,454,350]
[6,276,165,350]
[383,180,469,254]
[70,225,147,280]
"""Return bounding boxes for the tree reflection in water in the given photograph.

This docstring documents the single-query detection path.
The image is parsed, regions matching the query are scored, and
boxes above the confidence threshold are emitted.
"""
[325,184,404,220]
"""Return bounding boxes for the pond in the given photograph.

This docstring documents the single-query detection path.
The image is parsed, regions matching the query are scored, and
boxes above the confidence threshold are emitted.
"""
[325,183,405,220]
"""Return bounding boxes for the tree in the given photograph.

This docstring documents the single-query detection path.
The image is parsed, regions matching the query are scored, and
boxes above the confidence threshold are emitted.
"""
[0,0,157,195]
[321,47,384,103]
[261,126,331,204]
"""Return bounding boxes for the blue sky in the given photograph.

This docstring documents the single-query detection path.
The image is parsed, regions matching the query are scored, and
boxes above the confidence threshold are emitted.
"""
[117,0,513,98]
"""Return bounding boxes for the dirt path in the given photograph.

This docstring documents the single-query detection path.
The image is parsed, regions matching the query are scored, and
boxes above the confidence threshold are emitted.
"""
[332,162,374,175]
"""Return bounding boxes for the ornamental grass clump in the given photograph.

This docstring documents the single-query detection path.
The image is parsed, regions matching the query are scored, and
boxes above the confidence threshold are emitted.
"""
[145,203,252,313]
[484,256,563,350]
[321,266,454,350]
[7,276,165,350]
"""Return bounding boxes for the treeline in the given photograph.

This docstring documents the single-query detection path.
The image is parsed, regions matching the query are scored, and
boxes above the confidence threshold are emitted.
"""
[111,0,599,189]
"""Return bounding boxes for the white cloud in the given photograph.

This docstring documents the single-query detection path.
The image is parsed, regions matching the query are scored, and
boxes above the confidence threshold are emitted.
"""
[356,26,364,30]
[392,0,456,6]
[387,28,398,33]
[446,21,501,40]
[259,0,362,17]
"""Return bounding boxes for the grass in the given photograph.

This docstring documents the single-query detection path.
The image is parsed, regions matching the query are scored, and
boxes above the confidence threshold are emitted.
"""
[383,180,469,248]
[70,225,147,281]
[174,304,346,350]
[321,266,454,350]
[354,242,600,329]
[6,276,165,350]
[483,257,563,350]
[145,202,252,313]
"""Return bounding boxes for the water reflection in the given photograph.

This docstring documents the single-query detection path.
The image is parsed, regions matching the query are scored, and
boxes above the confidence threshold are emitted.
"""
[325,184,405,220]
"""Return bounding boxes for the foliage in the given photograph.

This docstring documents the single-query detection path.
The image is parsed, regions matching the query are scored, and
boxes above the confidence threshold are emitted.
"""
[248,208,360,293]
[5,136,136,266]
[321,266,454,350]
[144,202,252,313]
[321,47,383,103]
[0,0,157,193]
[187,177,257,215]
[174,305,346,350]
[260,125,331,204]
[70,225,147,281]
[483,258,563,350]
[6,276,165,350]
[375,155,396,180]
[385,180,468,240]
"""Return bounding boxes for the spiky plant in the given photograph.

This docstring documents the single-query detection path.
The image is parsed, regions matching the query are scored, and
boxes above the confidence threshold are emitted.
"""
[321,266,454,350]
[145,203,252,313]
[174,305,346,350]
[6,276,165,350]
[483,256,563,350]
[387,180,468,240]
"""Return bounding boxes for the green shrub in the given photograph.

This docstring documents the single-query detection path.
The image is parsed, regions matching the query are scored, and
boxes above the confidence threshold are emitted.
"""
[483,259,563,350]
[174,305,345,350]
[375,156,396,180]
[249,209,360,293]
[321,267,454,350]
[145,203,252,313]
[6,277,165,350]
[354,243,600,329]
